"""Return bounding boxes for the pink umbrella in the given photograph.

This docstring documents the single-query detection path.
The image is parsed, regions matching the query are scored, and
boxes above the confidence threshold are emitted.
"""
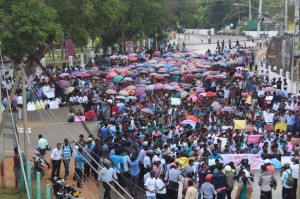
[169,82,179,86]
[233,73,243,78]
[106,72,118,78]
[187,95,198,102]
[214,75,224,79]
[194,87,205,93]
[59,73,70,77]
[82,73,91,77]
[141,108,154,115]
[205,75,214,79]
[129,57,138,61]
[153,74,164,79]
[153,51,161,55]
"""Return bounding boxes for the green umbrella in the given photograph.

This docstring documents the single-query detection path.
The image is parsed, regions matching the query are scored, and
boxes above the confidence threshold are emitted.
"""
[112,75,123,83]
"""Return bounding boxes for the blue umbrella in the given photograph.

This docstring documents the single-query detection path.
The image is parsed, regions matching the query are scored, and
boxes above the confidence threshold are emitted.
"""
[220,61,227,67]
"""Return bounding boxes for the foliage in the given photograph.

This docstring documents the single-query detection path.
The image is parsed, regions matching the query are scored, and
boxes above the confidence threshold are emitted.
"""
[0,0,59,65]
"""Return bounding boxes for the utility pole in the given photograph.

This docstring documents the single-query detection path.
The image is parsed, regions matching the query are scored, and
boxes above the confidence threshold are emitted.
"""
[21,69,28,161]
[291,0,300,82]
[285,0,288,32]
[257,0,262,38]
[249,0,252,20]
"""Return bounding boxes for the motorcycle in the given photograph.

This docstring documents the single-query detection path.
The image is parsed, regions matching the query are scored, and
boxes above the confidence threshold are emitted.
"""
[51,177,84,199]
[31,151,45,177]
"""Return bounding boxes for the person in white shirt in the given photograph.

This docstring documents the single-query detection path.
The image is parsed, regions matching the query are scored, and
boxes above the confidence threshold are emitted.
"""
[97,159,118,199]
[50,143,62,178]
[144,170,157,199]
[144,151,152,169]
[272,101,280,111]
[156,173,167,199]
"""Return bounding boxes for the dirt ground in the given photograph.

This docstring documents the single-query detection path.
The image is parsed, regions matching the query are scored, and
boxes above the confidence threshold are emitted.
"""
[2,157,102,199]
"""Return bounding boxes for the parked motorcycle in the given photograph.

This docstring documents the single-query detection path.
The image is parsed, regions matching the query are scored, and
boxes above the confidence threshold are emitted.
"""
[31,151,45,177]
[51,177,84,199]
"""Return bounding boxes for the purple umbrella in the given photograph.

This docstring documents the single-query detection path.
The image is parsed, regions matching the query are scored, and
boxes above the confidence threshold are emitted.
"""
[154,85,164,90]
[58,80,70,89]
[221,106,235,112]
[71,71,81,75]
[141,108,154,115]
[194,87,205,93]
[136,87,145,96]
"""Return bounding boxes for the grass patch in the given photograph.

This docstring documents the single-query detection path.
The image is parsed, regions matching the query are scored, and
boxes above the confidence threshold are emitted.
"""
[0,187,27,199]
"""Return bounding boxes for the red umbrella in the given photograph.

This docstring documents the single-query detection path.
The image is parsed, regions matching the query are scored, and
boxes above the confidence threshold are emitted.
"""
[206,92,216,97]
[186,115,198,123]
[129,57,138,61]
[153,51,161,55]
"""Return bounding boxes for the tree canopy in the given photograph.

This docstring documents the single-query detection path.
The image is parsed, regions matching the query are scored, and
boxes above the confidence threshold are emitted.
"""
[0,0,291,69]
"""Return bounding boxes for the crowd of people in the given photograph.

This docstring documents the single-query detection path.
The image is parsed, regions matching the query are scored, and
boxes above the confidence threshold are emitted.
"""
[2,41,300,199]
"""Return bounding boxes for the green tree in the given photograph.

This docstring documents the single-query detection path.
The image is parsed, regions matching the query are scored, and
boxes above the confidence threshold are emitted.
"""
[0,0,60,69]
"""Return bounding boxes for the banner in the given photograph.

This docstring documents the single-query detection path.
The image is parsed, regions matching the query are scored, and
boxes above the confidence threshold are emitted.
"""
[125,41,134,53]
[247,135,261,144]
[234,120,246,130]
[65,39,76,60]
[274,122,286,132]
[221,154,262,169]
[43,88,55,99]
[171,98,181,105]
[175,157,194,168]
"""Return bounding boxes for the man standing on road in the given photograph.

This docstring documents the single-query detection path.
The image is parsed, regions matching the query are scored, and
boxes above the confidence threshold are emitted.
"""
[38,134,50,168]
[62,138,73,179]
[291,158,299,199]
[258,165,277,199]
[213,164,227,199]
[281,163,293,199]
[50,143,62,178]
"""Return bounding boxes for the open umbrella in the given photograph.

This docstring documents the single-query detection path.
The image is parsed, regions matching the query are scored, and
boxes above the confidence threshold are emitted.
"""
[119,90,129,96]
[105,89,117,95]
[136,87,145,96]
[194,87,205,93]
[123,77,133,81]
[145,85,155,91]
[233,74,243,78]
[187,95,198,102]
[181,120,196,125]
[58,80,70,89]
[154,84,164,90]
[113,75,124,83]
[64,87,75,94]
[126,85,136,90]
[186,115,198,123]
[180,91,189,99]
[129,57,138,61]
[141,108,154,115]
[153,74,164,79]
[221,106,235,112]
[127,96,137,100]
[59,73,70,77]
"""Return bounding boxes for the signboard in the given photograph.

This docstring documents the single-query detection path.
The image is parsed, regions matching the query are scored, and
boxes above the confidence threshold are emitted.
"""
[65,39,76,60]
[125,41,134,53]
[221,154,262,169]
[171,98,181,105]
[245,20,257,30]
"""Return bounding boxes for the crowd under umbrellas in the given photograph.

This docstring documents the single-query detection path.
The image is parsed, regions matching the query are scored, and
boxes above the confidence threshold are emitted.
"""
[14,44,300,199]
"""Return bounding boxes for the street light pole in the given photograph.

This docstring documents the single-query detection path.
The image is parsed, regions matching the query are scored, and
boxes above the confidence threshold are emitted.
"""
[249,0,252,20]
[155,32,158,51]
[285,0,288,32]
[257,0,262,38]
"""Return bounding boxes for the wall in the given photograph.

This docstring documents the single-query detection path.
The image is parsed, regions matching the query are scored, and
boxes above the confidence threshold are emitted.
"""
[243,31,279,38]
[185,29,215,35]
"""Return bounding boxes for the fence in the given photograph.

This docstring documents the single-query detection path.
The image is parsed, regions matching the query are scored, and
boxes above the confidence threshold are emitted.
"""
[257,59,298,94]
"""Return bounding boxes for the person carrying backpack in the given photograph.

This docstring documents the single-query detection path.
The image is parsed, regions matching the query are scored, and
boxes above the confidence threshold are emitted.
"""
[281,163,294,199]
[62,138,73,179]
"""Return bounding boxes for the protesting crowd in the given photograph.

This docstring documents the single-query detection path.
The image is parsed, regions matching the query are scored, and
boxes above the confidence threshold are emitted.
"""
[2,41,300,199]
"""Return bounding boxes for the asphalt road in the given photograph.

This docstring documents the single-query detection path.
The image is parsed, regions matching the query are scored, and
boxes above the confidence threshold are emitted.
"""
[178,33,256,54]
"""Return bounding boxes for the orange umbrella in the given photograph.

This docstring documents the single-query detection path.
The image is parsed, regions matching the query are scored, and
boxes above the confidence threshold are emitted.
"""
[186,115,198,123]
